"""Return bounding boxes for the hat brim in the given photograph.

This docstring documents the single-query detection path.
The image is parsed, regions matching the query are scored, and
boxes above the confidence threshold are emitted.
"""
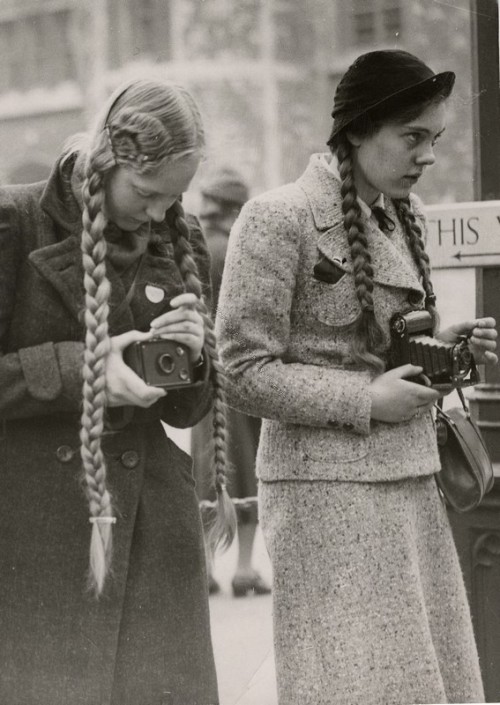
[331,70,455,137]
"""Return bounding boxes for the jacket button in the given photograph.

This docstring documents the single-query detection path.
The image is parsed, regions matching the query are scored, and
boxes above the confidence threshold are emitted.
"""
[56,445,74,463]
[121,450,139,469]
[343,422,354,431]
[407,290,423,307]
[328,419,339,428]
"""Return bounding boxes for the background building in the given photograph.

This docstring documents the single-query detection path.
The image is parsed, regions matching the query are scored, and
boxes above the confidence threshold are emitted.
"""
[0,0,475,205]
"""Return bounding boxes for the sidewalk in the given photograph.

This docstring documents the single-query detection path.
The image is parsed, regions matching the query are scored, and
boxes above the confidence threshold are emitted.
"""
[209,527,278,705]
[165,425,278,705]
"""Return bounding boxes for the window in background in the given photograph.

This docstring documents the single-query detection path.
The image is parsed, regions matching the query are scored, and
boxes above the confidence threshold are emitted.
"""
[0,5,75,92]
[352,0,403,45]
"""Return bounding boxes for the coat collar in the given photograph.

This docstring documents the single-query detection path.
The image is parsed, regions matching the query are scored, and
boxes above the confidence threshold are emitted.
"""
[299,153,425,295]
[30,153,182,333]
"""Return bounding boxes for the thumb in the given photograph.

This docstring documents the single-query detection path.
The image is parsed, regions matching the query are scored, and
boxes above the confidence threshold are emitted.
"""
[388,364,424,380]
[112,329,154,352]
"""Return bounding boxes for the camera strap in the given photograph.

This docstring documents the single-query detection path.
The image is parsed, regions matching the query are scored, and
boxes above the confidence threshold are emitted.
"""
[436,386,468,415]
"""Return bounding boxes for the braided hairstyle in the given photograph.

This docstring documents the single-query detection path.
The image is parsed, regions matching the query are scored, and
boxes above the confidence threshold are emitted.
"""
[78,79,235,595]
[166,201,236,552]
[327,93,451,372]
[334,133,386,372]
[394,197,439,331]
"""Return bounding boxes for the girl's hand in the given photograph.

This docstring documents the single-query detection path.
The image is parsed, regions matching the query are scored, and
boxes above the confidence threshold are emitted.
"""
[369,364,442,423]
[150,293,205,363]
[105,330,167,407]
[436,317,498,365]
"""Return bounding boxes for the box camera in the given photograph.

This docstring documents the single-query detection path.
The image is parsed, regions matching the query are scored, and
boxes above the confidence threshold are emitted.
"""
[388,309,479,389]
[123,339,195,389]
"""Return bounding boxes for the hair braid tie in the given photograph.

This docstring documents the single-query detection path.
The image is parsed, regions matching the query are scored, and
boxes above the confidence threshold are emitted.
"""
[168,202,236,551]
[80,168,115,596]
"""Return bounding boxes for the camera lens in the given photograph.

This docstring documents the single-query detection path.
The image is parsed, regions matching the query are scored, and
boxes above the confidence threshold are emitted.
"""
[157,353,175,375]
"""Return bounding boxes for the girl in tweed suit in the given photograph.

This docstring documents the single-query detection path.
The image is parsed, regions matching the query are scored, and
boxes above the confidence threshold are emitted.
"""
[217,50,497,704]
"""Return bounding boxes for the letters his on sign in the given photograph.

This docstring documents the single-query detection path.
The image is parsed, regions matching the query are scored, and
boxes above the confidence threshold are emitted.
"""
[424,200,500,269]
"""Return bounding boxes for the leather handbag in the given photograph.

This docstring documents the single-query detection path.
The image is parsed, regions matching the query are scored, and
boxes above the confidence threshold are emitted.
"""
[435,388,494,513]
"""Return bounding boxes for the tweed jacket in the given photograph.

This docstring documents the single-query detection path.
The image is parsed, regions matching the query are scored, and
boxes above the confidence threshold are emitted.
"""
[216,153,441,483]
[0,156,218,705]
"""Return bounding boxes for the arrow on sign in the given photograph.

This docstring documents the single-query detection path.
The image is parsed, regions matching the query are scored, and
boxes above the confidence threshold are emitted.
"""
[453,251,500,261]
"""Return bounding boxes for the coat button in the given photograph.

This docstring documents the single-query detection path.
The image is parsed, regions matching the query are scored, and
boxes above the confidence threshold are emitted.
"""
[56,445,74,463]
[121,450,139,468]
[343,422,354,431]
[328,419,339,428]
[407,290,423,307]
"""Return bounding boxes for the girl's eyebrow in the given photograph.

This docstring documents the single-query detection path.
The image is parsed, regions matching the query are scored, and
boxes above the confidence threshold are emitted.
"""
[404,124,446,138]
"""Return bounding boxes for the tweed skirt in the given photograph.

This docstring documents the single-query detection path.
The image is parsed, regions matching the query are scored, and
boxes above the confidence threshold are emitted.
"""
[259,475,485,705]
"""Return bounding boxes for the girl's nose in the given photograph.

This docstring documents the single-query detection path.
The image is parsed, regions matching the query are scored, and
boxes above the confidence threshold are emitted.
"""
[416,142,436,166]
[146,198,174,223]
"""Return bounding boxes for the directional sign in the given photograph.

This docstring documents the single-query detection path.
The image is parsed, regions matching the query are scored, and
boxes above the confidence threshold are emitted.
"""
[424,200,500,269]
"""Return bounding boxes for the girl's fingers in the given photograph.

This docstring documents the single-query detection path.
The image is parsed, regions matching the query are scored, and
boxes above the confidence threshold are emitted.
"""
[153,323,204,337]
[169,293,200,309]
[470,336,497,350]
[471,328,498,340]
[120,366,166,405]
[484,351,499,364]
[151,308,203,330]
[158,333,201,344]
[474,317,496,328]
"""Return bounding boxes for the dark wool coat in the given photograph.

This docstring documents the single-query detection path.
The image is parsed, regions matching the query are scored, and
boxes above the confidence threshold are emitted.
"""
[0,157,219,705]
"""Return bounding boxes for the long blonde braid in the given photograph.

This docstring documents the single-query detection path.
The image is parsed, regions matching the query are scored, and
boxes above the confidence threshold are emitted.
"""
[77,78,209,595]
[394,198,439,329]
[167,200,237,551]
[336,135,386,372]
[80,132,116,596]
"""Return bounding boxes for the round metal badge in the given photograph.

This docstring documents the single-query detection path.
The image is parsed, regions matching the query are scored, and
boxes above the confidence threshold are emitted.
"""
[145,284,166,303]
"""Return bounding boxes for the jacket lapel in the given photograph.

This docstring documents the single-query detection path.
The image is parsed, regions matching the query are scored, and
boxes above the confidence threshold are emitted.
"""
[31,153,136,333]
[29,235,135,333]
[298,154,425,296]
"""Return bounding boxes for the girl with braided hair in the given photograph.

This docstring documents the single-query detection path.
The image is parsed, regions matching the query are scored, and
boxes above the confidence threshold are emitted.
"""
[0,78,234,705]
[217,50,497,704]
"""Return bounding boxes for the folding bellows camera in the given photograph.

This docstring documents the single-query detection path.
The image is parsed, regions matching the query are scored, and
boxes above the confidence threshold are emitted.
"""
[388,310,479,389]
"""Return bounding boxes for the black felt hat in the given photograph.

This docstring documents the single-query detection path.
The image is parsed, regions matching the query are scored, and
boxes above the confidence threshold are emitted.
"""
[330,50,455,137]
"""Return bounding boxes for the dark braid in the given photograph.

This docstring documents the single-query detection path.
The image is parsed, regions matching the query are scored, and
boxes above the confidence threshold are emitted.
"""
[336,135,386,372]
[394,198,439,331]
[167,200,237,552]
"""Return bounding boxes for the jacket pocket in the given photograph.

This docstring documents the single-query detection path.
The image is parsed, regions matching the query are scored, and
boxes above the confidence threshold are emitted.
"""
[297,424,368,463]
[308,273,360,327]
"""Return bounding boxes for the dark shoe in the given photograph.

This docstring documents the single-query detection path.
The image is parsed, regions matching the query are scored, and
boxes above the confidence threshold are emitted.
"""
[208,574,220,595]
[231,572,271,597]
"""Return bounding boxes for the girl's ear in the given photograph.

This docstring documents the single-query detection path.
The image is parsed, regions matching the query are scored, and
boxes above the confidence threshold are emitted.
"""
[346,131,362,148]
